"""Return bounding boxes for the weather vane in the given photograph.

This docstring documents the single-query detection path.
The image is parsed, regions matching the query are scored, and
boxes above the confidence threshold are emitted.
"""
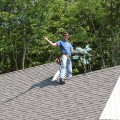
[72,45,92,73]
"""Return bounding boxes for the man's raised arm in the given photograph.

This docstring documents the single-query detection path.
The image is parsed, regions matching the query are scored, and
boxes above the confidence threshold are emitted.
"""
[43,36,57,47]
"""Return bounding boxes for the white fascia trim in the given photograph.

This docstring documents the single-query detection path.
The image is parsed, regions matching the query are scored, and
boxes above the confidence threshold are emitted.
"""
[99,76,120,119]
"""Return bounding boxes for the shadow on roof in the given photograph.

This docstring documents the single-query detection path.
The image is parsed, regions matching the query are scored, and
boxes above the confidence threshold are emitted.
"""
[4,76,59,103]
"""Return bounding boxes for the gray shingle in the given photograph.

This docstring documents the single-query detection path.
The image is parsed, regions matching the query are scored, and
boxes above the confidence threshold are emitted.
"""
[0,62,120,120]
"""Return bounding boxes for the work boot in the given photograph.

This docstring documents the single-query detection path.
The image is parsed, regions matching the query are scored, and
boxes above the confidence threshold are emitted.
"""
[59,78,65,85]
[65,76,72,80]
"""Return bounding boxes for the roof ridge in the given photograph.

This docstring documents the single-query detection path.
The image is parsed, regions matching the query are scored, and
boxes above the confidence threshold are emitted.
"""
[0,62,57,76]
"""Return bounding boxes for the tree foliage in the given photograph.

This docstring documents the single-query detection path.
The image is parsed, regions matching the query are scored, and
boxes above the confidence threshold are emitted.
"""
[0,0,120,74]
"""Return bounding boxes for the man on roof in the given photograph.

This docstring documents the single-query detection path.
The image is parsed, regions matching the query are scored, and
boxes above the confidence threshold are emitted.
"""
[44,32,73,85]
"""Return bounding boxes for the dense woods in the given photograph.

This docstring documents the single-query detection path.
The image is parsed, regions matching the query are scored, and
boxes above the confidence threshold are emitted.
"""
[0,0,120,74]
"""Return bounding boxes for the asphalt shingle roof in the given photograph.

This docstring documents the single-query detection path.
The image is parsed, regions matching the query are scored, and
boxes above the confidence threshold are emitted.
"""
[0,62,120,120]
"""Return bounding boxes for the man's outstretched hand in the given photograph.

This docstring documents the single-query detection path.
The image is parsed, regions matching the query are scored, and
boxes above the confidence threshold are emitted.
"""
[43,36,48,41]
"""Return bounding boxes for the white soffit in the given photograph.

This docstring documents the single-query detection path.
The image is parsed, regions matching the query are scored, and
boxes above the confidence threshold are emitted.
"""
[100,76,120,119]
